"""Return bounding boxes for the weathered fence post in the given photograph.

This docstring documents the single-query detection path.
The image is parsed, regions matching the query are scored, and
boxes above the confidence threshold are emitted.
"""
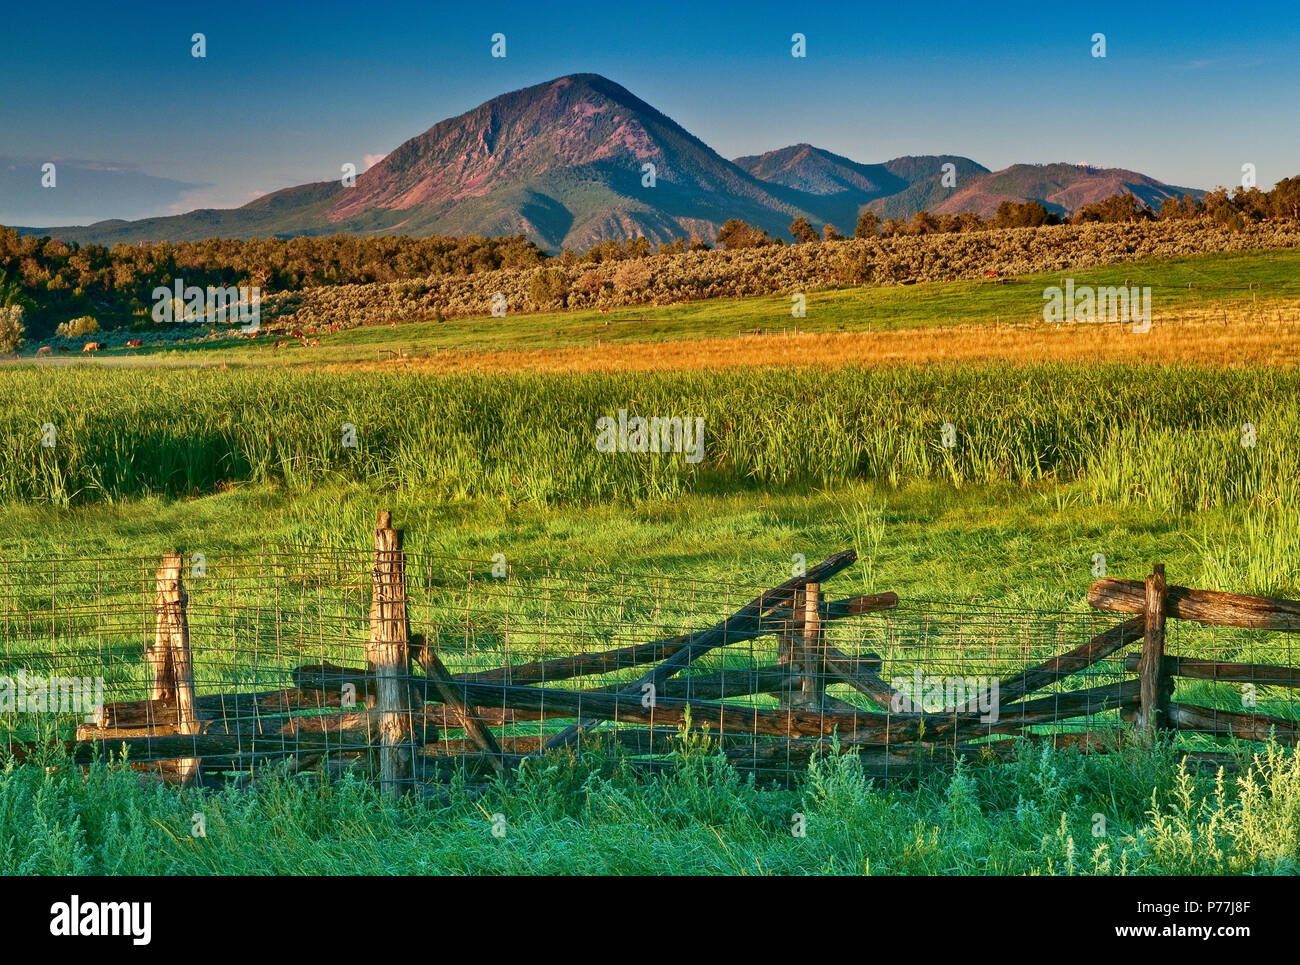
[799,582,826,708]
[153,552,200,782]
[148,558,176,704]
[777,582,827,708]
[777,588,802,706]
[1137,563,1169,739]
[368,511,413,794]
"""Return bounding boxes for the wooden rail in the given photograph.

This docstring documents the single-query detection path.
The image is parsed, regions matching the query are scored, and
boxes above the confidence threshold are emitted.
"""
[1088,578,1300,630]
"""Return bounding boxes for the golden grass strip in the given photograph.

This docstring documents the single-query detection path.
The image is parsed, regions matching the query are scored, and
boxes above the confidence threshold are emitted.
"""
[338,315,1300,375]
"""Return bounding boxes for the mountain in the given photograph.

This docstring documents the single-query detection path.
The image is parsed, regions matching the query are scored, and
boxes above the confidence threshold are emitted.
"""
[317,72,830,250]
[924,162,1201,218]
[732,143,912,197]
[23,75,820,251]
[733,146,990,227]
[734,146,1200,225]
[14,75,1201,249]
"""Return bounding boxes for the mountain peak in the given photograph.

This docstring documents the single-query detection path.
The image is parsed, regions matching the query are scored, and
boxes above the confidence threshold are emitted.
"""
[929,161,1202,217]
[323,71,802,249]
[17,78,1202,249]
[735,144,905,197]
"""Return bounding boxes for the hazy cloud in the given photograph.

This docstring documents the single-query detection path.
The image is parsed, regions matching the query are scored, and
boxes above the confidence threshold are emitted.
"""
[0,156,204,227]
[166,187,267,215]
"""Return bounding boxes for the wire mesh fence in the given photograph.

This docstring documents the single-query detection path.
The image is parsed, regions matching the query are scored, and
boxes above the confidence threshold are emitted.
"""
[2,541,1298,791]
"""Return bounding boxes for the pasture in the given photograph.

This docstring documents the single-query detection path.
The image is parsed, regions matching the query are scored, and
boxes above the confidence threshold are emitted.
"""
[3,245,1300,875]
[16,246,1300,368]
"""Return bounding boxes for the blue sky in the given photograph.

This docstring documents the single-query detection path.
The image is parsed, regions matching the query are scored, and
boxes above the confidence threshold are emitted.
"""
[1,0,1296,226]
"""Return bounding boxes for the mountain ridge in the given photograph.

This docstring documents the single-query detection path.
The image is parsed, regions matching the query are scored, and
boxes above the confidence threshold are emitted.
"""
[12,74,1202,249]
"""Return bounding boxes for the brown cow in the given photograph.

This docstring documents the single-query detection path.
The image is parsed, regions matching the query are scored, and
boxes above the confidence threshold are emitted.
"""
[36,345,52,356]
[126,338,143,348]
[82,342,102,352]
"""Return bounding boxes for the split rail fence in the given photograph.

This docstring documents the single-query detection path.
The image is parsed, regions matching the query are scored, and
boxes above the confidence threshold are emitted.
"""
[3,513,1299,794]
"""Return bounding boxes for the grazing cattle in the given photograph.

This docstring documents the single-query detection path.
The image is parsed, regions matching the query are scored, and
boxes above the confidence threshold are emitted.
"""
[274,340,288,349]
[389,320,397,328]
[985,270,1000,278]
[36,345,52,356]
[126,338,143,348]
[290,329,304,339]
[82,342,102,352]
[309,338,319,347]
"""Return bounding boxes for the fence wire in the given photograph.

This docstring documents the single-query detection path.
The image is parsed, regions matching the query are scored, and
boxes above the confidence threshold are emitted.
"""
[1,550,1295,789]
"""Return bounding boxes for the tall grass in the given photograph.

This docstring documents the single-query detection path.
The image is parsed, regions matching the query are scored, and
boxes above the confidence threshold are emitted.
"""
[4,735,1298,874]
[2,363,1296,509]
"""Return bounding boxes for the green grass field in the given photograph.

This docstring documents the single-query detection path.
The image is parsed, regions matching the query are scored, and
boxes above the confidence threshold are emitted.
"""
[3,246,1300,875]
[2,363,1298,509]
[28,246,1300,366]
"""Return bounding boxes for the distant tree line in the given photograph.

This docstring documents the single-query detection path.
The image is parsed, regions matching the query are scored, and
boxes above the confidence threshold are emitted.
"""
[710,177,1300,248]
[0,229,546,338]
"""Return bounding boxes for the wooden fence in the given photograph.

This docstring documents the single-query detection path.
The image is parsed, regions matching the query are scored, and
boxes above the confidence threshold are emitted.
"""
[4,513,1299,794]
[1089,567,1300,748]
